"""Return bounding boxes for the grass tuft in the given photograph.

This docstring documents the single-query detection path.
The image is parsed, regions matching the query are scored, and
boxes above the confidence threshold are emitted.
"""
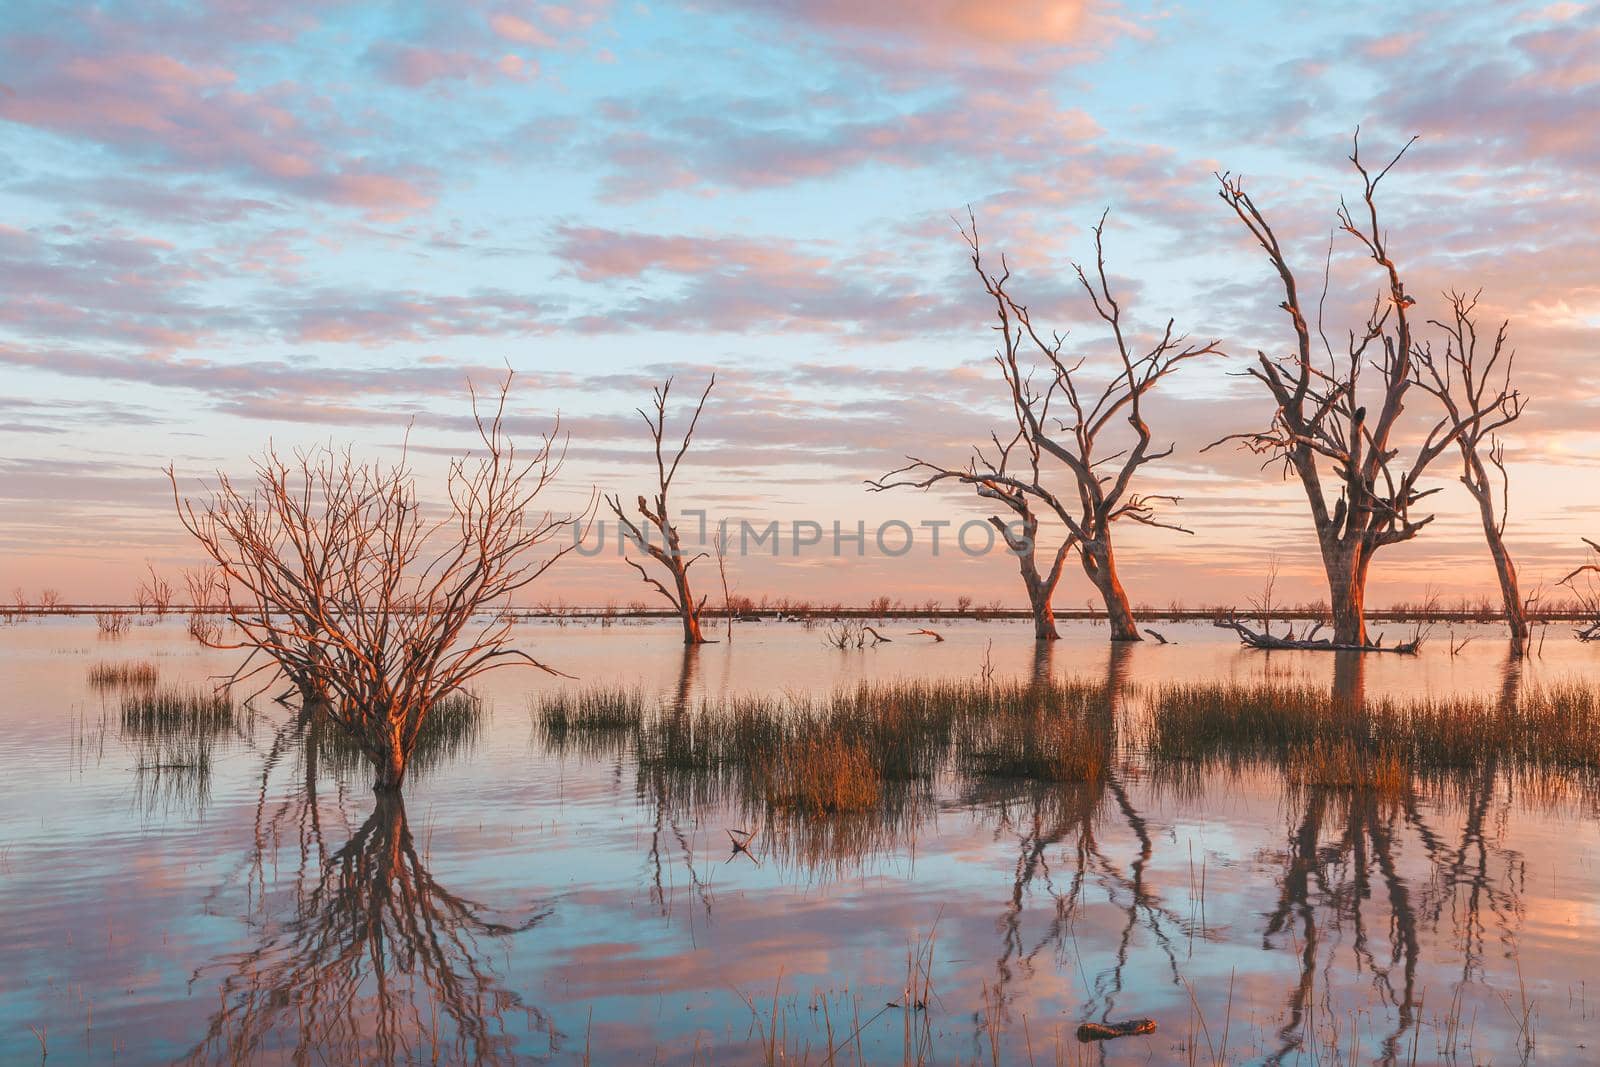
[88,660,160,689]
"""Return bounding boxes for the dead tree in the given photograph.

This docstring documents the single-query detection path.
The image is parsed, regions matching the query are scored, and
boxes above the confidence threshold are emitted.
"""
[1213,134,1476,647]
[606,376,714,645]
[962,212,1219,641]
[869,391,1075,640]
[137,563,175,616]
[1412,292,1528,648]
[170,374,580,792]
[1561,538,1600,641]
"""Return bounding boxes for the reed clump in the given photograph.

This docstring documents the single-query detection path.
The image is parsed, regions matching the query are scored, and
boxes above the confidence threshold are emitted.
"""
[120,686,237,741]
[535,686,647,760]
[119,686,239,814]
[1145,680,1600,785]
[535,678,1114,818]
[954,680,1110,781]
[1285,738,1408,796]
[88,660,160,689]
[762,732,881,813]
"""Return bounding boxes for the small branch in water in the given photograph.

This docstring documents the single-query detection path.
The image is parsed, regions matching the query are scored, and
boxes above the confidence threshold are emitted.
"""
[908,628,944,642]
[727,827,760,865]
[862,625,892,644]
[1143,627,1170,644]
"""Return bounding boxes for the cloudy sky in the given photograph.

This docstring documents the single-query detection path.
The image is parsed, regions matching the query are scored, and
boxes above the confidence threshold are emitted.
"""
[2,0,1597,608]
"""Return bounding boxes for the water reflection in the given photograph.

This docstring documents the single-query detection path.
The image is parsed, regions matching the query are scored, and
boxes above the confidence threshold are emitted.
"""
[6,621,1592,1065]
[983,643,1189,1040]
[1258,648,1531,1065]
[118,688,247,815]
[185,718,553,1065]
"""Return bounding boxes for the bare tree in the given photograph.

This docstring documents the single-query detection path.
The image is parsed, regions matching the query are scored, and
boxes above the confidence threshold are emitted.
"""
[1212,134,1482,647]
[1412,292,1529,648]
[1249,556,1282,635]
[182,567,226,645]
[1561,538,1600,642]
[870,381,1074,640]
[898,212,1218,642]
[713,523,734,643]
[137,563,176,617]
[37,587,60,613]
[606,376,715,645]
[170,375,581,792]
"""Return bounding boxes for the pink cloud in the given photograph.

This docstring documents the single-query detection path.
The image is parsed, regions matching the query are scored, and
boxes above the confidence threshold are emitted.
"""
[702,0,1142,85]
[0,18,436,218]
[744,0,1101,48]
[489,13,558,46]
[591,88,1104,201]
[366,1,611,88]
[554,226,830,281]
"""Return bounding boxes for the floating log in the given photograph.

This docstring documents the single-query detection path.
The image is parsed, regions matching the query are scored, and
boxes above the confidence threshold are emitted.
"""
[1214,617,1421,655]
[1076,1018,1156,1042]
[908,628,945,642]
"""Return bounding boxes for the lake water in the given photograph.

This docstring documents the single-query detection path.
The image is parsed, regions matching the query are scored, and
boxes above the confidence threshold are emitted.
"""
[1,617,1597,1065]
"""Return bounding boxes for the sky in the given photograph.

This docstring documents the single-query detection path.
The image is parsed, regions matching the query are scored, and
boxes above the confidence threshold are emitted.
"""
[1,0,1598,609]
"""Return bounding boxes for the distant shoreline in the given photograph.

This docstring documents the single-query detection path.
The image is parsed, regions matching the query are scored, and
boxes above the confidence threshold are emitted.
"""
[4,606,1595,625]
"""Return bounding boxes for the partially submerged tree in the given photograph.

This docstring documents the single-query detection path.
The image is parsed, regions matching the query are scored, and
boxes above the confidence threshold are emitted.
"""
[881,212,1218,642]
[170,376,580,792]
[1213,134,1493,647]
[137,563,175,617]
[1413,292,1528,648]
[606,376,715,645]
[1561,539,1600,642]
[870,373,1075,640]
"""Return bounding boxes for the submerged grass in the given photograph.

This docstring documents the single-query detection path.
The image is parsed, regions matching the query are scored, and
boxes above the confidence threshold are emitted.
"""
[118,686,240,814]
[120,686,237,741]
[535,678,1115,818]
[539,673,1600,827]
[1145,679,1600,788]
[763,733,881,813]
[88,659,160,689]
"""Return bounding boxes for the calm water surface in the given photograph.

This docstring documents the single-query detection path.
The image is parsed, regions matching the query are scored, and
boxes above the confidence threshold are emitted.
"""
[1,617,1597,1064]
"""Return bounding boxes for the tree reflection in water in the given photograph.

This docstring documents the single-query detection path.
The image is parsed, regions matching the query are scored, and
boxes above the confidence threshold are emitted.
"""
[185,714,555,1065]
[983,642,1186,1046]
[1259,649,1528,1065]
[529,637,1545,1063]
[976,643,1536,1065]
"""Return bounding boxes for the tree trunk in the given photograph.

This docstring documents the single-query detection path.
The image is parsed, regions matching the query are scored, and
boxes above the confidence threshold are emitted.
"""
[372,736,408,794]
[1465,455,1528,650]
[296,675,330,715]
[1030,590,1059,641]
[1017,552,1060,641]
[1323,543,1370,646]
[1081,541,1140,642]
[672,564,706,645]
